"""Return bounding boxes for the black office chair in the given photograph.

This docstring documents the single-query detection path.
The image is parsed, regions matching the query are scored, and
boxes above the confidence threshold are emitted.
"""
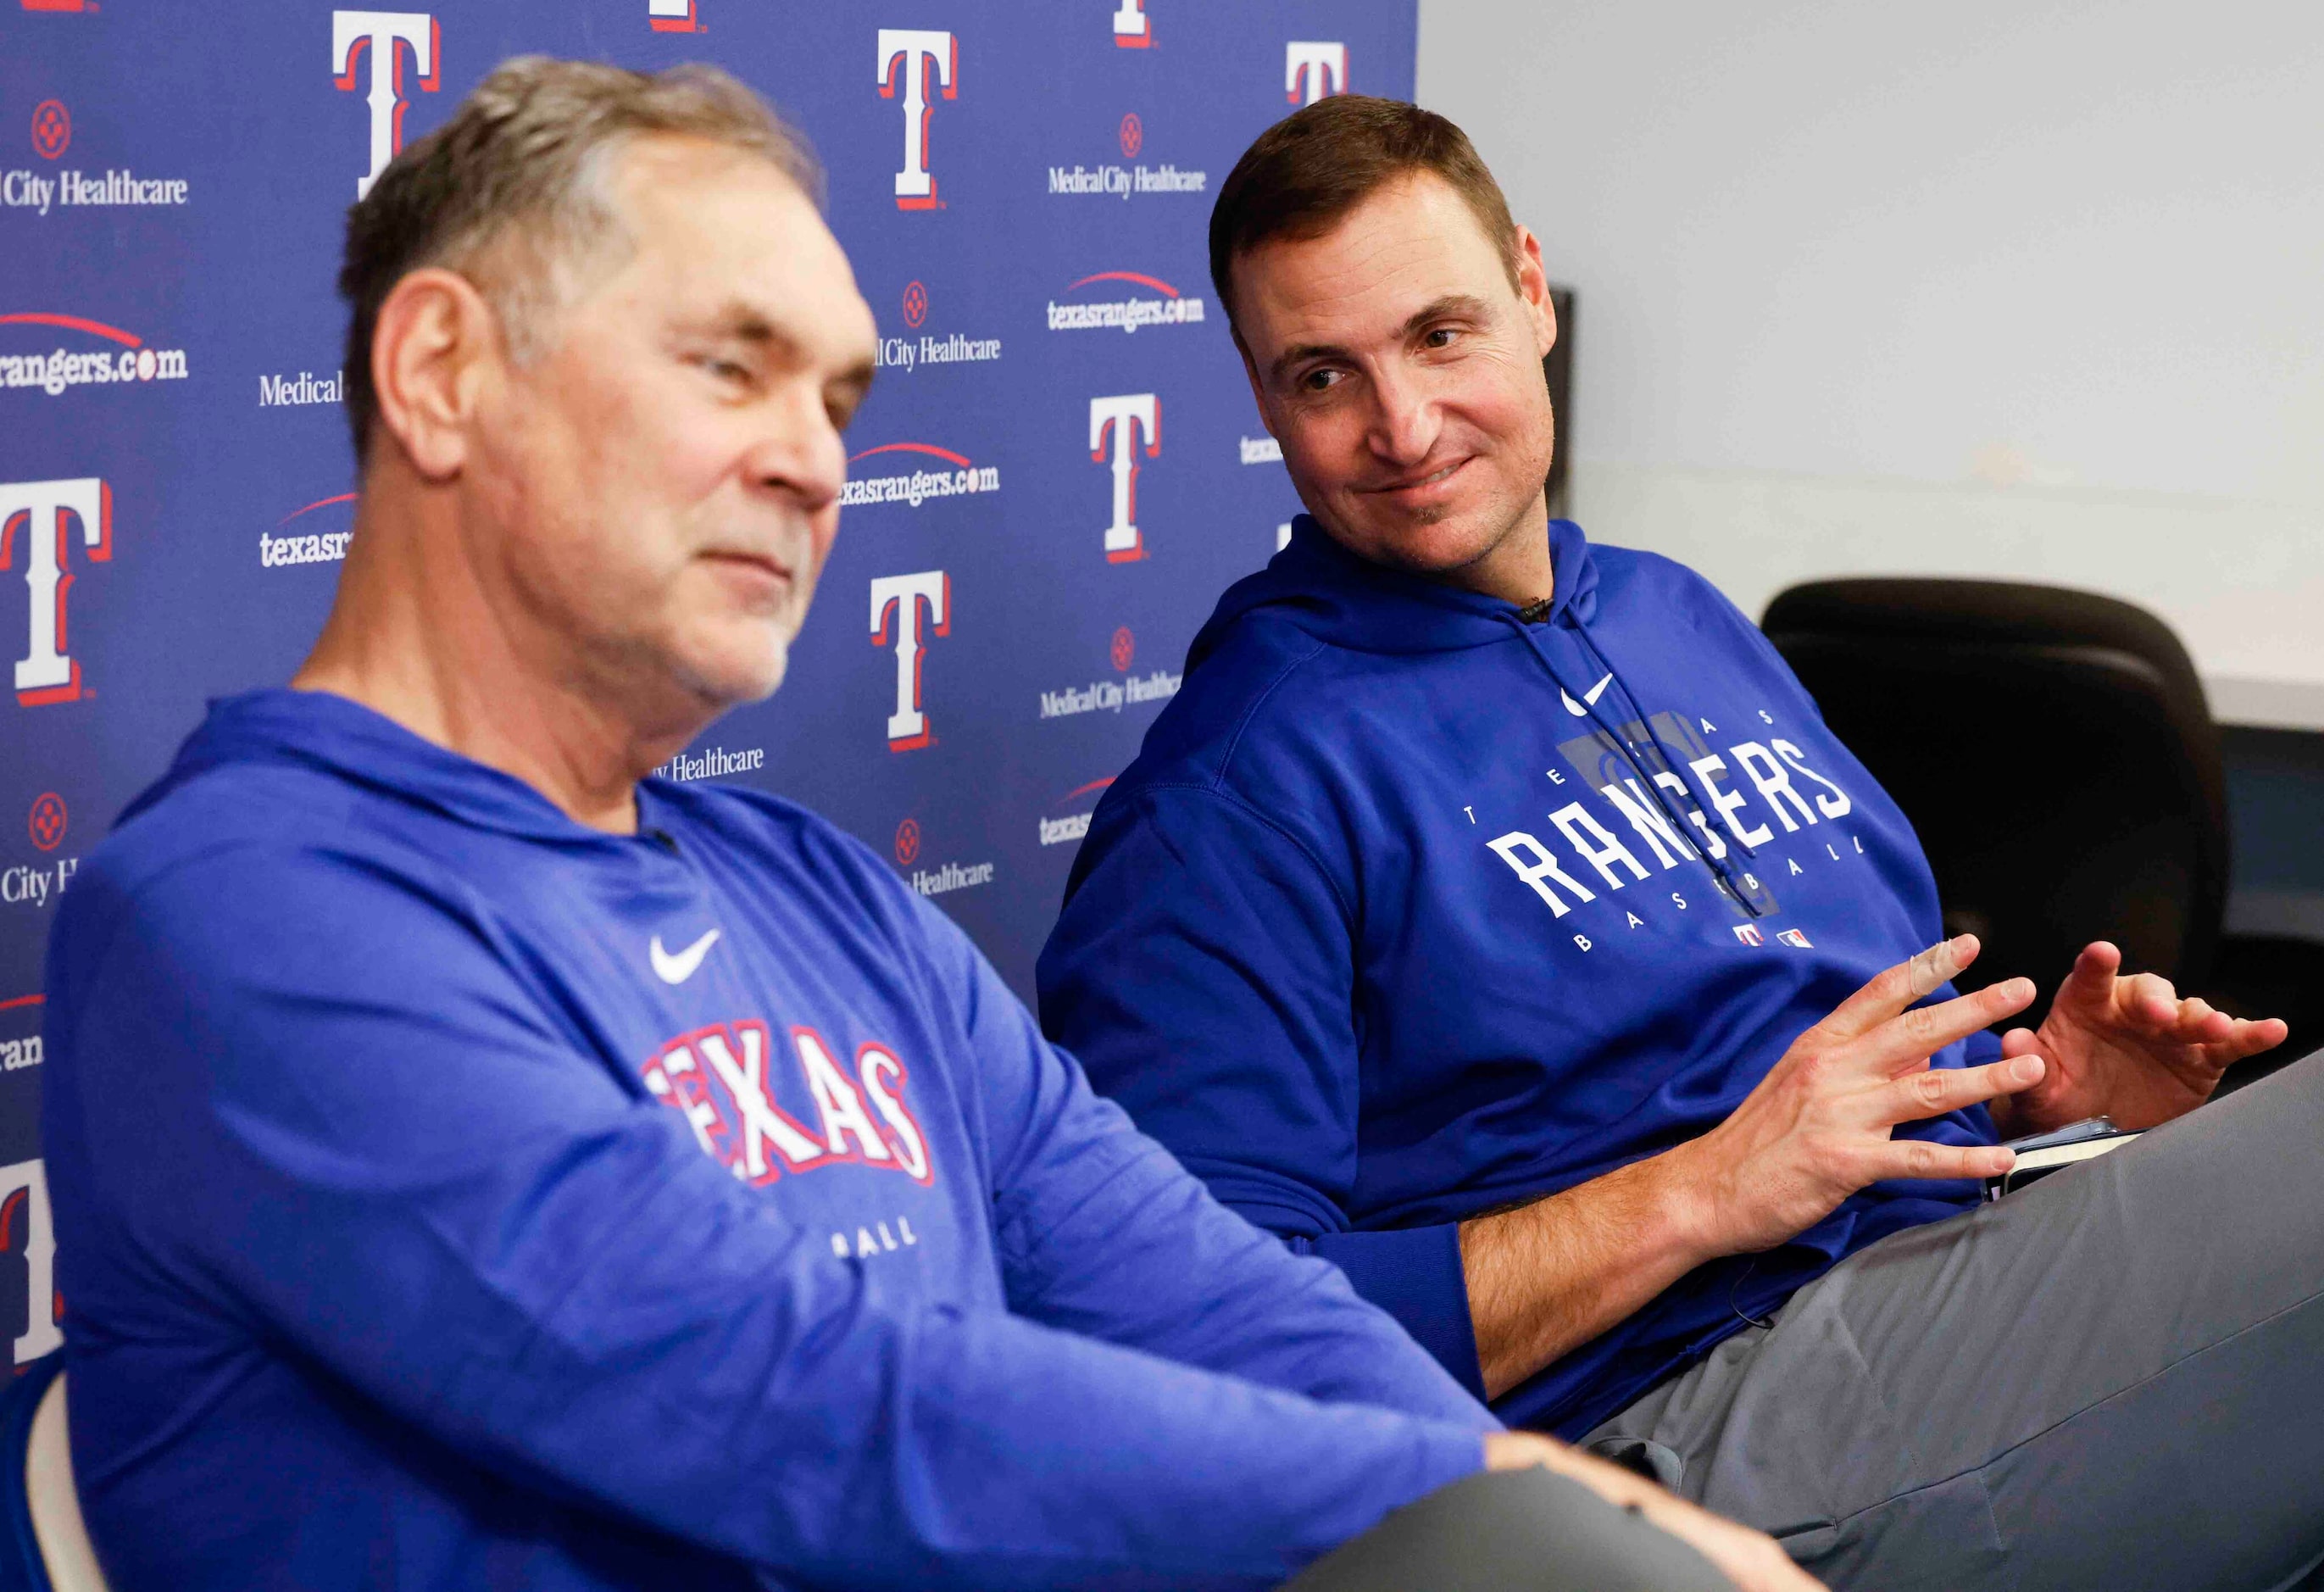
[1762,578,2324,1077]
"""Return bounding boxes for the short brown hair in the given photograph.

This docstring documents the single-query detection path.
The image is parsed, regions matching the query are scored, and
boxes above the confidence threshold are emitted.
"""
[1209,96,1519,331]
[337,56,820,468]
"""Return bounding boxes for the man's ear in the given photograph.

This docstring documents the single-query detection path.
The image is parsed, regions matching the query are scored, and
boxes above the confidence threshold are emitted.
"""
[1511,225,1558,361]
[370,266,500,482]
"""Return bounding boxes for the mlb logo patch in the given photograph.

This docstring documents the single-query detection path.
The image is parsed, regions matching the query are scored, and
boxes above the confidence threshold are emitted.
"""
[1777,929,1814,949]
[1732,925,1765,947]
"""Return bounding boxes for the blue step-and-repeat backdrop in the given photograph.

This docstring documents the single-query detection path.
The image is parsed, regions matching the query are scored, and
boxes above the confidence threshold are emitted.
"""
[0,0,1417,1368]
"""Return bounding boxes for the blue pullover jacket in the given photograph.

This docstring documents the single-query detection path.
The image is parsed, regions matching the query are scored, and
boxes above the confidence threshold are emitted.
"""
[40,689,1493,1592]
[1039,516,2000,1439]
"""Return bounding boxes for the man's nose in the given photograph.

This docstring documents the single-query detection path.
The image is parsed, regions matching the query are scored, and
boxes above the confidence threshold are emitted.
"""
[749,385,847,511]
[1365,363,1441,467]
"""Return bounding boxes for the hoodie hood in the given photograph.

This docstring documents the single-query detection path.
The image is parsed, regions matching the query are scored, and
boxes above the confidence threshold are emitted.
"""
[119,688,647,849]
[1187,515,1769,916]
[1187,514,1602,671]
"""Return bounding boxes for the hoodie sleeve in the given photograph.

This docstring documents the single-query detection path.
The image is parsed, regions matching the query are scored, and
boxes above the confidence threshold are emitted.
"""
[917,896,1495,1426]
[1038,787,1488,1399]
[47,845,1485,1592]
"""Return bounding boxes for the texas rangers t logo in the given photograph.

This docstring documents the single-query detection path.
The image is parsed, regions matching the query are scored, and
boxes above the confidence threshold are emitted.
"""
[1112,0,1150,47]
[0,1159,58,1365]
[1,476,109,707]
[876,28,957,210]
[1088,394,1159,563]
[870,571,950,750]
[1285,41,1348,106]
[332,10,440,200]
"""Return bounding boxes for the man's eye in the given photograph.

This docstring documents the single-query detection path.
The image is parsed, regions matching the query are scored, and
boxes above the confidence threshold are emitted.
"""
[693,354,749,383]
[1300,368,1343,393]
[1423,327,1459,350]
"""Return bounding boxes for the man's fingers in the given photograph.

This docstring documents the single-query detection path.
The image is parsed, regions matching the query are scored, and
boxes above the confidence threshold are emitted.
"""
[2066,940,2124,992]
[1876,1054,2043,1126]
[2213,1016,2291,1063]
[1869,1136,2017,1183]
[2120,971,2182,1027]
[1854,978,2037,1075]
[2170,997,2237,1046]
[1815,937,1979,1041]
[1999,1025,2040,1058]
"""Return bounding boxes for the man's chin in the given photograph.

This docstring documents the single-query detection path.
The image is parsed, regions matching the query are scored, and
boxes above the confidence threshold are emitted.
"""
[1350,513,1504,577]
[672,635,792,713]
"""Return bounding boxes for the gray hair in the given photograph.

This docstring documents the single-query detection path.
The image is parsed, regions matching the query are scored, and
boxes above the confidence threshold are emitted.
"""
[336,56,821,467]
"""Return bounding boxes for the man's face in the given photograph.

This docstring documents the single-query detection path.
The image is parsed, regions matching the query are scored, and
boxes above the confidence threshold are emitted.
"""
[468,136,876,721]
[1232,173,1557,583]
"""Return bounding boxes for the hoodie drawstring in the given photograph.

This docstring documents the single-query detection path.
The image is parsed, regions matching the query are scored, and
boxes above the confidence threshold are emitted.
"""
[1500,609,1773,921]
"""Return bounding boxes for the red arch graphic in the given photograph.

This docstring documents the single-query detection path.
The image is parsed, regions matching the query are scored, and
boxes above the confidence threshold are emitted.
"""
[1064,271,1180,298]
[0,313,141,348]
[849,442,973,468]
[277,493,358,527]
[0,995,43,1014]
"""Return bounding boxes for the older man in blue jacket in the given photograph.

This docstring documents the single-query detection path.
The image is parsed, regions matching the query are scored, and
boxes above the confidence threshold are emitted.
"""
[39,59,1810,1592]
[1040,96,2309,1590]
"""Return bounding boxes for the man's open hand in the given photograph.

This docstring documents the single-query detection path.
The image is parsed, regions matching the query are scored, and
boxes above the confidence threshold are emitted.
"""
[1992,941,2288,1134]
[1664,937,2037,1257]
[1484,1433,1822,1591]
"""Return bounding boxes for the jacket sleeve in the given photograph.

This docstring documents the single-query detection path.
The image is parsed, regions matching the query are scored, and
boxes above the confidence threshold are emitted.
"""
[1037,787,1487,1398]
[921,894,1493,1427]
[47,846,1483,1592]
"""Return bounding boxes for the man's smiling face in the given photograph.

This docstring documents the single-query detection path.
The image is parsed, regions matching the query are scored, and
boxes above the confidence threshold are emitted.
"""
[1231,171,1559,587]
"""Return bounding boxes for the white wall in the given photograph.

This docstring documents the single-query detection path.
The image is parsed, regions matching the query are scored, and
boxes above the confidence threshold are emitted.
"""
[1420,0,2324,727]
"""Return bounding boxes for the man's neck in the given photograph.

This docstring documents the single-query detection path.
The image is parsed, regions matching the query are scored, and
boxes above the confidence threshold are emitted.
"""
[1419,490,1555,609]
[292,481,693,836]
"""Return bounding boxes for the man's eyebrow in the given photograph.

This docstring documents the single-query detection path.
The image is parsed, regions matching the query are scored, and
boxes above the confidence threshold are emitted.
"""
[687,301,802,356]
[686,301,876,401]
[1404,292,1490,332]
[1266,293,1493,383]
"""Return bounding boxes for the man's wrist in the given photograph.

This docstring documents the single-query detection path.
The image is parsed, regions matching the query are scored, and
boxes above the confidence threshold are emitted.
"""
[1634,1137,1727,1272]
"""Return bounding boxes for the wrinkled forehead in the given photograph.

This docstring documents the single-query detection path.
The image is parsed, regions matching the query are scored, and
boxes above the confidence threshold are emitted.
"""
[1234,173,1515,350]
[599,135,875,356]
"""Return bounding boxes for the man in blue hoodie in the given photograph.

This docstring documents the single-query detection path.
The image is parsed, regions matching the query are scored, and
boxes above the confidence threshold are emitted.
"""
[37,61,1812,1592]
[1039,97,2315,1588]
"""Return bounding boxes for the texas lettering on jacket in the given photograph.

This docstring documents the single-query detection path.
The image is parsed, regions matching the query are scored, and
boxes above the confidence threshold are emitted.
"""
[643,1017,936,1261]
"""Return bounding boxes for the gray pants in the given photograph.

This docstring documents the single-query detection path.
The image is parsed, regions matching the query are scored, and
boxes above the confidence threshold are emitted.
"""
[1283,1467,1732,1592]
[1583,1049,2324,1591]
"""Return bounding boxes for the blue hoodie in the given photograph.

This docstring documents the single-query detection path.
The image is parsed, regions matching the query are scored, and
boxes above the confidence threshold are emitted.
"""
[1039,516,2000,1439]
[40,689,1493,1592]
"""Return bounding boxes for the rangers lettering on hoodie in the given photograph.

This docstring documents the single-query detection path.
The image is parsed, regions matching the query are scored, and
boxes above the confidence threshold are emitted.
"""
[1483,717,1862,943]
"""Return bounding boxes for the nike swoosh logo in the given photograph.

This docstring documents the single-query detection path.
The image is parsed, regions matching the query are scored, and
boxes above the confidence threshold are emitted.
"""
[1560,672,1615,716]
[650,929,721,986]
